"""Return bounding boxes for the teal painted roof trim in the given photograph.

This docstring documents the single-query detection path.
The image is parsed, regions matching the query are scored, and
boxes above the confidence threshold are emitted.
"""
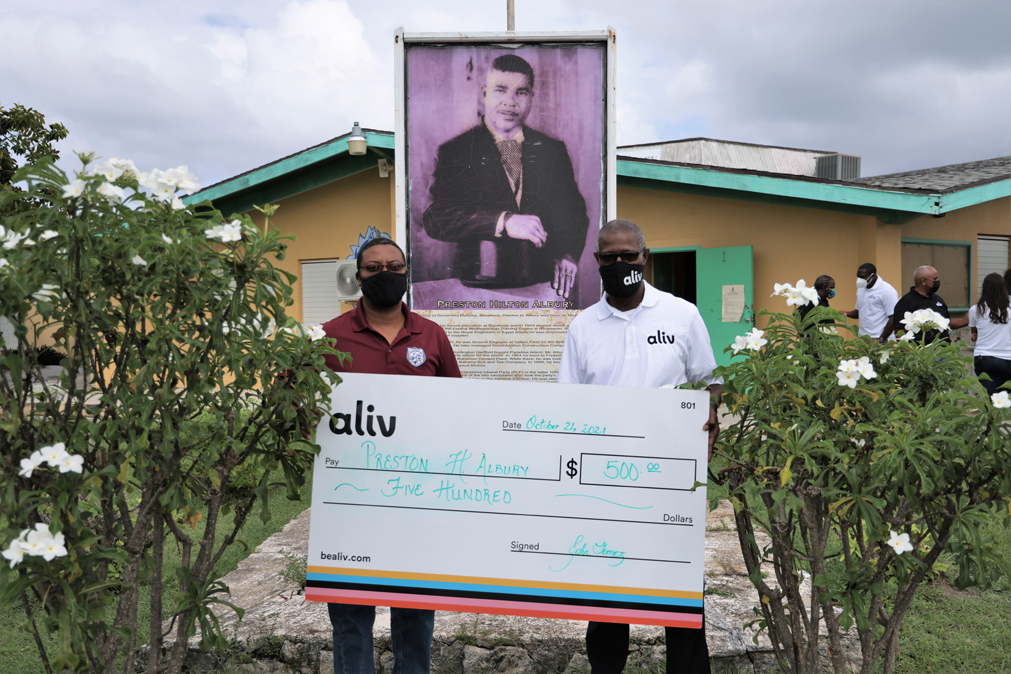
[616,159,1010,219]
[183,132,395,208]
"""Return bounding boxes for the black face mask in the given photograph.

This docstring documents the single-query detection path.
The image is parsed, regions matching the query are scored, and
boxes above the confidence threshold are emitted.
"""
[599,261,644,299]
[360,271,407,308]
[928,279,941,295]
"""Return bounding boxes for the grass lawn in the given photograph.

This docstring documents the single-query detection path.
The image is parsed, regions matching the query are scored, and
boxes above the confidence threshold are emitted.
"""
[0,468,312,674]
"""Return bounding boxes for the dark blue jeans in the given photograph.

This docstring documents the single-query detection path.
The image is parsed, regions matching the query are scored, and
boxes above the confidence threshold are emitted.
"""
[327,602,434,674]
[974,355,1011,397]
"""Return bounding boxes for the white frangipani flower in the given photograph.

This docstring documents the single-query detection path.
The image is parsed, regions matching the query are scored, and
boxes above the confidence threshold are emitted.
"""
[205,222,242,243]
[836,370,861,389]
[880,350,891,364]
[40,230,58,241]
[898,331,916,342]
[57,454,85,474]
[855,356,877,380]
[62,179,87,198]
[992,391,1011,409]
[745,328,768,350]
[2,539,26,568]
[32,284,61,302]
[19,450,46,478]
[771,283,791,298]
[92,161,124,182]
[731,334,748,354]
[38,531,68,562]
[40,443,69,466]
[900,309,950,336]
[20,523,54,557]
[838,359,858,372]
[162,234,174,245]
[307,325,327,341]
[887,531,913,555]
[97,182,127,203]
[131,255,147,266]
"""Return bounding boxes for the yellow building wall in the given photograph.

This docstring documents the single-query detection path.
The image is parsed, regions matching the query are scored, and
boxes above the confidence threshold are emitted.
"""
[899,196,1011,305]
[616,186,903,329]
[246,166,395,323]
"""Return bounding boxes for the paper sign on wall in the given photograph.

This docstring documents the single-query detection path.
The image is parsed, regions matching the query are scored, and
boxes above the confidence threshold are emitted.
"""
[721,285,745,322]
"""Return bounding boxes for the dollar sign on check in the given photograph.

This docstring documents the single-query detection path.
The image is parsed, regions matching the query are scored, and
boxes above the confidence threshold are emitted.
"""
[566,458,578,478]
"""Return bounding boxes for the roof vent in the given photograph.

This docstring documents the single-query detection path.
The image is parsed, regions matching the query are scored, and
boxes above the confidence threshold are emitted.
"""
[815,154,861,181]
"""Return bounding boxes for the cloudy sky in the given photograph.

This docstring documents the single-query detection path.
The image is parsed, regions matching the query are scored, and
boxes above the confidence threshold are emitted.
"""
[2,0,1009,189]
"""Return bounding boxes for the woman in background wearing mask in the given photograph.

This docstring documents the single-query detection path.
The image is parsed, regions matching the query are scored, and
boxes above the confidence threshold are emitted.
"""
[969,272,1011,397]
[797,275,836,327]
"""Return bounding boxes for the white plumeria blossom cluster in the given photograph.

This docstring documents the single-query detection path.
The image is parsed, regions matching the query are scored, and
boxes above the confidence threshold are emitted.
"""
[992,391,1010,408]
[836,356,877,389]
[731,328,768,354]
[60,158,200,211]
[205,221,243,243]
[18,443,84,478]
[2,523,69,568]
[898,309,950,341]
[886,530,913,555]
[771,280,819,307]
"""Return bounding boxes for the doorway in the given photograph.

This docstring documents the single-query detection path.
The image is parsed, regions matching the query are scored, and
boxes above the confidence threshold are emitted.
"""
[646,250,697,305]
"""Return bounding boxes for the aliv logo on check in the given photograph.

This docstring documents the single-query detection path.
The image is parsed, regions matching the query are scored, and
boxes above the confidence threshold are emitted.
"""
[329,401,397,437]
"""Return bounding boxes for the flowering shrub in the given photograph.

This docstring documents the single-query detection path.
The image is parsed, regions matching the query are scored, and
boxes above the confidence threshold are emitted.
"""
[713,283,1011,674]
[0,155,343,674]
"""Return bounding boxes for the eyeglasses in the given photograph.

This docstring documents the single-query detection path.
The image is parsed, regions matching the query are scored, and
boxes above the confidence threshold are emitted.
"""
[361,262,407,273]
[596,250,644,265]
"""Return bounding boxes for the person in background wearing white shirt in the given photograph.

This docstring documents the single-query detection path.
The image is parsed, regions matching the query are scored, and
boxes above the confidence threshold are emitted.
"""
[557,219,722,674]
[969,272,1011,397]
[842,263,899,342]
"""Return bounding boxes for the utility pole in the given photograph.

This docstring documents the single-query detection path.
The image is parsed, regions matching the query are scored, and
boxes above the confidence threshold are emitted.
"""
[507,0,515,31]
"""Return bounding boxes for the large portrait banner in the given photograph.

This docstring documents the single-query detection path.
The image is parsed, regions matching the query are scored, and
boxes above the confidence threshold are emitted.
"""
[406,40,606,311]
[397,31,615,381]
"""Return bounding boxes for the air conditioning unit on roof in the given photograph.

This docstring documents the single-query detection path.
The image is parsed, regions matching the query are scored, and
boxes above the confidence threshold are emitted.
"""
[815,154,861,181]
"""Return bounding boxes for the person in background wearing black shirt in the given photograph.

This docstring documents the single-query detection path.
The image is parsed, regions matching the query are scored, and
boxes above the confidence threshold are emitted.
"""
[797,275,835,326]
[881,265,968,344]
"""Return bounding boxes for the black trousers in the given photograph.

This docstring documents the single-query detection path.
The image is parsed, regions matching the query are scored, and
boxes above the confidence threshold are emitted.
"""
[974,355,1011,397]
[586,616,710,674]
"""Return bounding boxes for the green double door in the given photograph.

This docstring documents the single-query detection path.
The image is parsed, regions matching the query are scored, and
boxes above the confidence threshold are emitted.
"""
[696,246,754,369]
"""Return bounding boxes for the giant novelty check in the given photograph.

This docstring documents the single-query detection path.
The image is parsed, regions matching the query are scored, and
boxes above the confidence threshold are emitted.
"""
[305,373,709,627]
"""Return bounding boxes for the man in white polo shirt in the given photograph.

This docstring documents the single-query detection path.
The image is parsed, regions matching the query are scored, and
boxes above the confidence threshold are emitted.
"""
[842,262,899,342]
[558,218,721,674]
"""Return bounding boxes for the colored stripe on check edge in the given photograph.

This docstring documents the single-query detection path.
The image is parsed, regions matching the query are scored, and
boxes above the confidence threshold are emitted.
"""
[306,574,703,608]
[305,566,702,600]
[305,588,704,629]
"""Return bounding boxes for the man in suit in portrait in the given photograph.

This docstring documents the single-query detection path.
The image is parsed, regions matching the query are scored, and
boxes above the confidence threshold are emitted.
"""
[423,54,589,300]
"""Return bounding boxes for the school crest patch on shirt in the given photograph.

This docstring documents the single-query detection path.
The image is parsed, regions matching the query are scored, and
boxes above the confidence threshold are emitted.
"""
[406,347,427,368]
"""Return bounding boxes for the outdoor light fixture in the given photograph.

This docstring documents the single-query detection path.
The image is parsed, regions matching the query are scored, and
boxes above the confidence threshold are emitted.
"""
[348,122,367,156]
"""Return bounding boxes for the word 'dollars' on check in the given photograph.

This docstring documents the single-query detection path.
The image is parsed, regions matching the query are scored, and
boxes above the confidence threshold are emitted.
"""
[305,373,709,628]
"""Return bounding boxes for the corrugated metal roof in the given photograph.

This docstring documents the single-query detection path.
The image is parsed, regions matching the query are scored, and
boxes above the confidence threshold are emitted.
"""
[617,137,841,177]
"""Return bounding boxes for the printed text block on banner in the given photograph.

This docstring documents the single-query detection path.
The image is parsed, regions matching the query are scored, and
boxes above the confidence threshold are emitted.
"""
[305,373,709,628]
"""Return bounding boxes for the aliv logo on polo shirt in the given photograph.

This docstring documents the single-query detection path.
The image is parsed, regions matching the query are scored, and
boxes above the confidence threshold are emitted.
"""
[647,330,676,345]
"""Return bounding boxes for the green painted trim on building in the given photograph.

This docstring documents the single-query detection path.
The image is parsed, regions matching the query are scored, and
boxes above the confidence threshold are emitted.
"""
[936,179,1011,213]
[617,174,921,223]
[649,246,702,253]
[901,237,971,247]
[183,132,395,207]
[617,159,942,215]
[192,154,382,218]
